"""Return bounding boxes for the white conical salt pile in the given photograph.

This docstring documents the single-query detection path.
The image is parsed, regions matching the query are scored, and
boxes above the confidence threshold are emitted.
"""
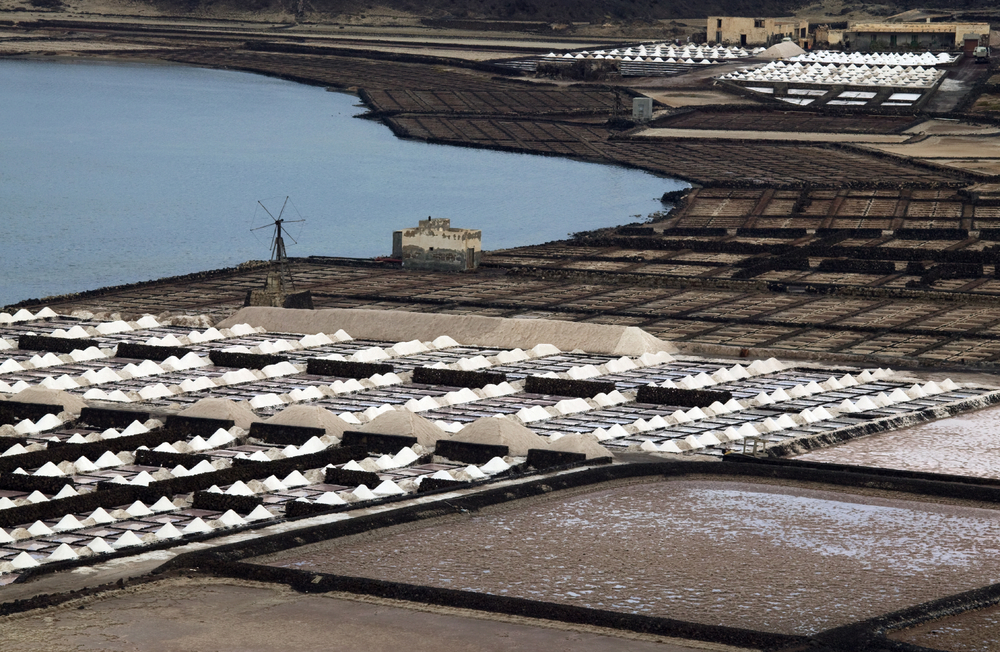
[216,510,246,528]
[26,491,48,503]
[189,460,216,475]
[839,399,858,413]
[155,522,183,539]
[0,529,14,544]
[373,480,405,496]
[940,379,959,391]
[150,496,176,512]
[110,530,143,548]
[906,384,927,399]
[94,451,125,468]
[27,521,54,536]
[262,476,287,492]
[154,442,180,454]
[754,392,775,406]
[87,537,114,554]
[352,484,376,501]
[316,492,347,506]
[464,465,487,480]
[922,381,943,395]
[11,551,39,569]
[480,457,511,474]
[53,514,84,531]
[126,501,153,517]
[205,429,236,448]
[855,396,879,411]
[770,388,791,402]
[282,470,311,487]
[245,505,276,521]
[226,481,255,496]
[88,507,116,524]
[839,374,858,387]
[183,518,213,534]
[33,461,64,477]
[889,388,911,403]
[48,543,79,561]
[130,471,155,486]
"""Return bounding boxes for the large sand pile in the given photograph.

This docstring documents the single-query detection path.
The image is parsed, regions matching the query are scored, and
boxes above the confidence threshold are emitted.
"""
[549,433,612,459]
[265,405,350,438]
[4,387,87,414]
[218,307,676,356]
[450,417,547,456]
[361,410,448,448]
[178,398,259,429]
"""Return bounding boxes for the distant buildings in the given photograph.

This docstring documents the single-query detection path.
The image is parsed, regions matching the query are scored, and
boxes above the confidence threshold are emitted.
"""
[707,17,810,48]
[708,16,990,52]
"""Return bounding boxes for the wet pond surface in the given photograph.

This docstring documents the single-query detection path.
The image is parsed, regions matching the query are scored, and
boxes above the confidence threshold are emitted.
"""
[1,58,682,307]
[797,403,1000,479]
[262,479,1000,635]
[891,603,1000,652]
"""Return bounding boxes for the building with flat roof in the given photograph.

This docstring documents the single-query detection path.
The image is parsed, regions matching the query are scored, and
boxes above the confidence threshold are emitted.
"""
[392,217,481,272]
[845,22,989,50]
[707,16,810,47]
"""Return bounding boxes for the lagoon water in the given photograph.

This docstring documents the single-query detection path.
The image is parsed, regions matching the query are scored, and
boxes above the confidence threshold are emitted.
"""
[0,58,684,308]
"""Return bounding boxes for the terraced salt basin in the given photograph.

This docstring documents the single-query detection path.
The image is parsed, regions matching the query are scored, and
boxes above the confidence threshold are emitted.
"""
[261,479,1000,635]
[796,403,1000,478]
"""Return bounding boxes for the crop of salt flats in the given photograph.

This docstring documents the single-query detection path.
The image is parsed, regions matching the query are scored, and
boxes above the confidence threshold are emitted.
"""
[796,403,1000,479]
[261,479,1000,635]
[0,577,690,652]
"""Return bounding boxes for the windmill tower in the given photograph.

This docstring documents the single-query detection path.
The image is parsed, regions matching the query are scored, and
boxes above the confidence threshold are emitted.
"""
[251,196,303,291]
[245,197,313,309]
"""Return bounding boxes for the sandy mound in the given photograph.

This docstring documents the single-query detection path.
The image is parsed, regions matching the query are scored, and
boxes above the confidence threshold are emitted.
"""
[759,40,806,60]
[548,433,612,459]
[361,410,448,448]
[265,405,350,438]
[218,307,677,356]
[4,387,87,414]
[450,417,548,456]
[178,398,259,429]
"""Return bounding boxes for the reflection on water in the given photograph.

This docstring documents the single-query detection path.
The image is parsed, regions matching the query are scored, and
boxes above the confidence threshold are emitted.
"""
[1,58,685,307]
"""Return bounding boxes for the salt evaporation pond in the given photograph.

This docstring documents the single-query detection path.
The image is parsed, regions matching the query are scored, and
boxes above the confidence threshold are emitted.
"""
[0,58,684,307]
[262,479,1000,635]
[797,403,1000,479]
[891,603,1000,651]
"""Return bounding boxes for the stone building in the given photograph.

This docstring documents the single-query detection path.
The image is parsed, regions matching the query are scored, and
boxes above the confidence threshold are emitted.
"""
[844,22,989,50]
[392,217,481,272]
[707,17,810,47]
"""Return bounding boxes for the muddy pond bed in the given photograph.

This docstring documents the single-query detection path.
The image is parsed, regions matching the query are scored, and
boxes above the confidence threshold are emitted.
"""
[797,403,1000,479]
[259,479,1000,635]
[890,602,1000,651]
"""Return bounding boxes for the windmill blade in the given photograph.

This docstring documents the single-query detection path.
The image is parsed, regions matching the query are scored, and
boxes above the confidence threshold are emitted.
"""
[276,196,290,221]
[257,200,276,221]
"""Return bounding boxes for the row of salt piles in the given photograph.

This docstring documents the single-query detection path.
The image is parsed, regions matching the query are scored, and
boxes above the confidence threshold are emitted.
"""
[49,315,160,339]
[0,307,58,324]
[0,506,275,571]
[640,378,961,453]
[790,50,954,66]
[2,420,151,459]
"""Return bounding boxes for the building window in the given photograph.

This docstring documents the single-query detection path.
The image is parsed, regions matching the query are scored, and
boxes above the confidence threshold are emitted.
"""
[801,27,806,38]
[717,18,722,28]
[754,19,764,28]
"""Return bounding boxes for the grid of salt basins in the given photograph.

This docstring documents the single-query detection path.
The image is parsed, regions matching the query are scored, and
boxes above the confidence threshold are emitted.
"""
[717,50,951,108]
[500,44,760,76]
[0,307,989,578]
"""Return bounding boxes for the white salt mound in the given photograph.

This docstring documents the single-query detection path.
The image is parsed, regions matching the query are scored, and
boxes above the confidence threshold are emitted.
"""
[449,416,547,456]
